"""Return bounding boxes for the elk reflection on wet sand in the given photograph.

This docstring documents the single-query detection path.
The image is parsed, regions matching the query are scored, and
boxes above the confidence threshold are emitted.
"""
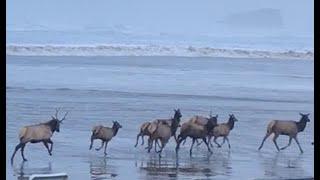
[89,157,117,180]
[258,152,312,179]
[138,151,232,179]
[14,161,52,180]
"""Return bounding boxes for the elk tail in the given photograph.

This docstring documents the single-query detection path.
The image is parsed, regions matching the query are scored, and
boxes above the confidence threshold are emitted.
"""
[267,120,276,134]
[19,127,27,141]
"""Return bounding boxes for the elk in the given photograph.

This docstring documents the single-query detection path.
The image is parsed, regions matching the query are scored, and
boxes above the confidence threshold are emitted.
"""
[134,121,159,148]
[258,113,310,153]
[89,121,122,155]
[208,114,238,149]
[175,116,216,156]
[134,109,182,149]
[145,109,182,152]
[146,121,172,157]
[11,108,68,164]
[182,113,218,145]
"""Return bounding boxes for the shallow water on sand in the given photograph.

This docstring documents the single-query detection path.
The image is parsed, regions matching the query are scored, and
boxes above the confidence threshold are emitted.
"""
[6,56,313,179]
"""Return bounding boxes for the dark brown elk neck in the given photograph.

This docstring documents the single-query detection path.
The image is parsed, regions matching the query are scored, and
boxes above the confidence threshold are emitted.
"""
[112,126,120,136]
[44,120,58,133]
[296,120,307,132]
[204,121,215,132]
[170,116,181,135]
[227,119,235,130]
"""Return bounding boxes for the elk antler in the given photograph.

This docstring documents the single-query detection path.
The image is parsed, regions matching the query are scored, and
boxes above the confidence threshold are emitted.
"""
[55,107,61,119]
[60,111,69,123]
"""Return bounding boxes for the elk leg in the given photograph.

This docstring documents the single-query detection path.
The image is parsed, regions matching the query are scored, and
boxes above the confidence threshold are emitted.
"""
[174,134,178,143]
[43,142,52,156]
[182,138,187,146]
[214,137,221,148]
[154,139,158,152]
[158,140,167,158]
[221,137,226,146]
[293,137,304,153]
[280,137,292,150]
[47,139,53,153]
[258,133,271,150]
[208,136,213,147]
[89,136,95,150]
[11,143,24,164]
[134,133,141,147]
[146,138,153,153]
[21,144,27,161]
[96,141,105,151]
[202,137,212,154]
[176,135,185,154]
[156,139,163,153]
[156,139,162,152]
[196,139,203,146]
[189,138,196,156]
[272,134,280,151]
[141,135,145,146]
[225,137,231,149]
[104,141,109,156]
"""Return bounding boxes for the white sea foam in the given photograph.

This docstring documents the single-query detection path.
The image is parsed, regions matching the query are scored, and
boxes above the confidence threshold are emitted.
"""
[6,44,314,60]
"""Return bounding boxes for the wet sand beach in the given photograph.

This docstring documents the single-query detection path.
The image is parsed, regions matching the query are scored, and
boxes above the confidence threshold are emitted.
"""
[6,56,313,179]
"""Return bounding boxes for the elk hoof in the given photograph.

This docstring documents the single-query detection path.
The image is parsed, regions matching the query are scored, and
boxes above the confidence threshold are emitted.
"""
[217,145,221,148]
[95,148,100,151]
[23,158,28,161]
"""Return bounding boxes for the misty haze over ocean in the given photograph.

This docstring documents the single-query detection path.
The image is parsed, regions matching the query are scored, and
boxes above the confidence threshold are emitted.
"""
[6,0,313,58]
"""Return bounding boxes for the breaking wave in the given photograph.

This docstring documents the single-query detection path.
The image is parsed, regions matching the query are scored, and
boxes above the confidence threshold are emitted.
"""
[6,44,314,60]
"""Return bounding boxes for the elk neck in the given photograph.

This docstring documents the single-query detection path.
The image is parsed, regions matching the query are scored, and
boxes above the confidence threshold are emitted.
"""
[170,116,180,135]
[45,120,58,133]
[112,125,120,136]
[227,118,235,130]
[296,119,307,132]
[205,121,214,132]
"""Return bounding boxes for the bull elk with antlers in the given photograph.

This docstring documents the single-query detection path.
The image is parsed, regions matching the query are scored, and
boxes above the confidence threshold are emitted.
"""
[10,108,68,164]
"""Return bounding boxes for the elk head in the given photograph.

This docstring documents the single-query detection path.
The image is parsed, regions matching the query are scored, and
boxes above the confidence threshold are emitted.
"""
[51,108,69,132]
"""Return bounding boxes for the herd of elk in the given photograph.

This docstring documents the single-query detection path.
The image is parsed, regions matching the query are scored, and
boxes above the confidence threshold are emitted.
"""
[10,108,312,164]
